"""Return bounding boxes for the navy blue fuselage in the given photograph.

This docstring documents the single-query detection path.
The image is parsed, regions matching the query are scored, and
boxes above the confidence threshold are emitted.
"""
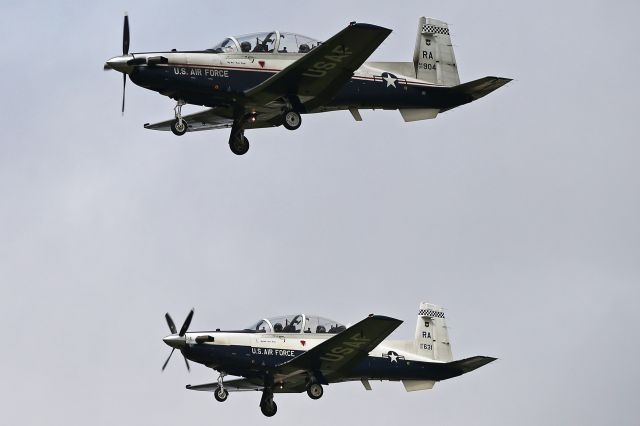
[130,60,472,112]
[182,340,464,386]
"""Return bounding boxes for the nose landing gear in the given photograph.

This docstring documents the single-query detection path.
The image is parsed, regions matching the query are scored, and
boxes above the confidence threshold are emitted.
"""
[171,99,187,136]
[214,372,228,402]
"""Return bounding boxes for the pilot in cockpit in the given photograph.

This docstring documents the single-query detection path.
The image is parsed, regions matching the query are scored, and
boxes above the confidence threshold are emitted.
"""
[240,41,251,52]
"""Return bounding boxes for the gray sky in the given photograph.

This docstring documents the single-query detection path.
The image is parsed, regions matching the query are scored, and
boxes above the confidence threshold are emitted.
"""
[1,0,639,424]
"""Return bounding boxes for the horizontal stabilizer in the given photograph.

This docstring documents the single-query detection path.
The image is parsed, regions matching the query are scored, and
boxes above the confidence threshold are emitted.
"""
[451,76,512,101]
[445,356,497,377]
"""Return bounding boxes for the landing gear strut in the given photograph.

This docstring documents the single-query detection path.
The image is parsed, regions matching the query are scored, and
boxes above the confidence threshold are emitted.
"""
[214,372,228,402]
[171,99,187,136]
[259,388,277,417]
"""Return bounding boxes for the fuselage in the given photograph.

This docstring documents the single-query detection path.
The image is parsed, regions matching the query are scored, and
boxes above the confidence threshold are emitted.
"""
[110,51,472,113]
[179,329,456,387]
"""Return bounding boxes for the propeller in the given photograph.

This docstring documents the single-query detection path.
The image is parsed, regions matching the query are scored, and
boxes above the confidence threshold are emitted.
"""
[104,13,131,114]
[162,309,194,372]
[121,13,129,115]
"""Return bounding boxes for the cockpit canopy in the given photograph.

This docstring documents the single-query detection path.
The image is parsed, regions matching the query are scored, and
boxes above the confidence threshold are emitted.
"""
[209,31,321,54]
[246,314,346,334]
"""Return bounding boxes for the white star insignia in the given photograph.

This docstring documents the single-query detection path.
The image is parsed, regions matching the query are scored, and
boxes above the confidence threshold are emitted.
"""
[389,353,399,363]
[382,74,397,88]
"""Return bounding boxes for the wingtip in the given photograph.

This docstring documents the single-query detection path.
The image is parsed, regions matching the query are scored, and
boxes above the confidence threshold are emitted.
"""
[348,22,392,33]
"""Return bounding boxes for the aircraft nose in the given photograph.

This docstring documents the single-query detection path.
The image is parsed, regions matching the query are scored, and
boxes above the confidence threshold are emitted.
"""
[163,334,186,349]
[105,55,133,74]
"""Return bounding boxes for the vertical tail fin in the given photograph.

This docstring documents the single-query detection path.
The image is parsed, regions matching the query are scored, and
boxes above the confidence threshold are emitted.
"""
[413,17,460,86]
[414,302,453,362]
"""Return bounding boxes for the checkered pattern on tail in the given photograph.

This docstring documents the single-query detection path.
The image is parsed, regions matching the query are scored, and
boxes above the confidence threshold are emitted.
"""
[421,24,450,35]
[418,309,445,318]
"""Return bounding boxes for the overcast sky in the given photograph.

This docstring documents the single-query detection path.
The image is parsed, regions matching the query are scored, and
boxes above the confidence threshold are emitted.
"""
[1,1,639,425]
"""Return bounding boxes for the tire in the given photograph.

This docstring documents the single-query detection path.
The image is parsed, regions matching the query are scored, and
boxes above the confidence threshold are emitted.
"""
[214,386,228,402]
[171,119,187,136]
[306,383,323,400]
[260,401,277,417]
[229,135,249,155]
[283,111,301,131]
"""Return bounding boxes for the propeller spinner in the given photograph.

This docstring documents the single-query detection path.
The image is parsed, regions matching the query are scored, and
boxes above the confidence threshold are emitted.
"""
[162,309,194,372]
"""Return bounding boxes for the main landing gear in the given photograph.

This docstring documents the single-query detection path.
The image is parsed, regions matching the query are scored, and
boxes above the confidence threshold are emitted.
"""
[306,383,323,400]
[283,110,302,131]
[259,388,277,417]
[214,372,228,402]
[171,99,187,136]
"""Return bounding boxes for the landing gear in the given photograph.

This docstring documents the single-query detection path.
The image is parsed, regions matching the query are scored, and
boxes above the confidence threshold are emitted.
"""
[214,372,228,402]
[171,119,187,136]
[306,383,323,400]
[229,132,249,155]
[259,388,277,417]
[283,110,302,130]
[214,386,228,402]
[171,99,187,136]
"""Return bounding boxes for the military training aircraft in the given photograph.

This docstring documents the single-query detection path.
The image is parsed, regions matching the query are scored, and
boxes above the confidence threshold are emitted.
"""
[161,302,495,417]
[105,15,510,155]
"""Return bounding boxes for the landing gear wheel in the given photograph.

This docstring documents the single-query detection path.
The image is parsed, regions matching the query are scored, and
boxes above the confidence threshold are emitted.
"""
[171,119,187,136]
[307,383,323,400]
[214,386,228,402]
[283,111,302,130]
[229,135,249,155]
[260,401,277,417]
[229,134,249,155]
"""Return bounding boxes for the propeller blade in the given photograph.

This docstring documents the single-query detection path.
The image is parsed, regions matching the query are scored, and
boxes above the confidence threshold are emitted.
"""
[121,74,126,115]
[179,309,194,336]
[165,313,177,334]
[161,348,175,371]
[183,355,191,372]
[123,13,130,55]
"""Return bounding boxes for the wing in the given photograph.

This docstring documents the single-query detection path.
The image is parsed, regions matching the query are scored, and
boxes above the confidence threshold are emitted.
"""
[274,315,402,382]
[186,377,263,392]
[186,377,306,394]
[244,23,392,109]
[143,107,282,133]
